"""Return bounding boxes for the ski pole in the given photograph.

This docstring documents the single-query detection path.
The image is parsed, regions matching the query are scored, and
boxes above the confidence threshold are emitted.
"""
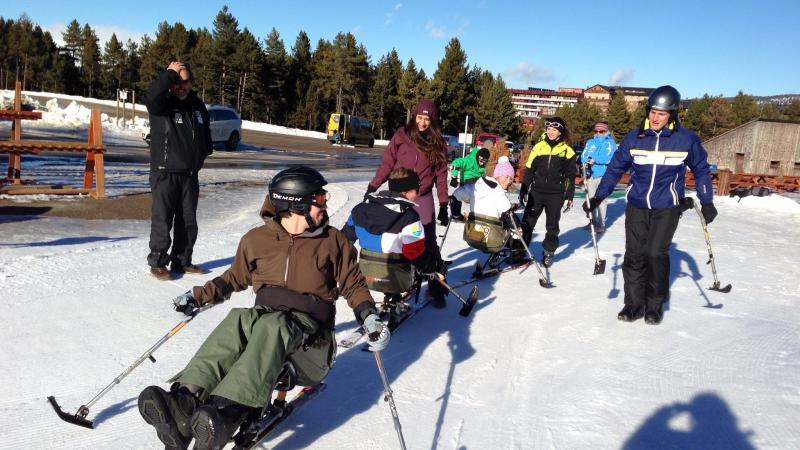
[48,304,213,429]
[511,225,553,288]
[438,211,453,249]
[582,164,606,275]
[692,202,731,293]
[373,351,407,450]
[428,272,479,316]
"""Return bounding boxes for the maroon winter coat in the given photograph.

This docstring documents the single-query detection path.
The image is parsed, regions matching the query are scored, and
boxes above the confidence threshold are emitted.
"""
[368,127,448,224]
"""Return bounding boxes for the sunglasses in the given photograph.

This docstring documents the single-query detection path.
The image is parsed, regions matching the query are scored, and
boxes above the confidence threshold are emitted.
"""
[594,129,608,134]
[311,191,330,207]
[175,79,192,86]
[544,121,564,129]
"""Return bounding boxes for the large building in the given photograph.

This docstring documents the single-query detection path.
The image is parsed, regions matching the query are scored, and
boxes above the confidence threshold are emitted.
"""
[507,87,582,122]
[583,85,654,113]
[702,118,800,175]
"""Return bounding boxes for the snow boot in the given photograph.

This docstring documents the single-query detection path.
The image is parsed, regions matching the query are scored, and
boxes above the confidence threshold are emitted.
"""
[542,250,554,268]
[645,304,664,325]
[190,396,251,450]
[138,384,199,450]
[617,304,645,322]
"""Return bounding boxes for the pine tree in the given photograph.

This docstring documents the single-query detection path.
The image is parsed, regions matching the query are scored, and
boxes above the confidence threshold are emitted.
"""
[366,50,402,140]
[553,100,604,146]
[626,100,646,132]
[262,27,287,123]
[781,99,800,121]
[189,29,214,101]
[606,91,630,140]
[61,19,82,65]
[474,73,518,138]
[706,97,735,136]
[234,28,263,120]
[730,91,758,125]
[328,32,370,116]
[758,103,780,119]
[428,38,470,133]
[309,38,337,130]
[80,24,101,97]
[100,33,126,98]
[212,6,241,106]
[285,31,312,128]
[397,58,425,123]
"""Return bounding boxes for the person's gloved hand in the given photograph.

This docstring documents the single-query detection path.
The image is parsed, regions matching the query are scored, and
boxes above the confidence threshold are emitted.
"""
[701,203,718,224]
[450,177,459,188]
[363,313,390,352]
[583,197,602,217]
[413,252,438,274]
[364,185,377,201]
[679,197,695,213]
[437,204,449,226]
[518,184,529,207]
[173,291,200,316]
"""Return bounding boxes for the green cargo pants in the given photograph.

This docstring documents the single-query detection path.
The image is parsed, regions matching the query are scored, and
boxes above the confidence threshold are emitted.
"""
[169,306,335,408]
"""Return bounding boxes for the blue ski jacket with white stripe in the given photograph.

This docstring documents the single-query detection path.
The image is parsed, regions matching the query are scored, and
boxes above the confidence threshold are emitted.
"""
[595,119,714,209]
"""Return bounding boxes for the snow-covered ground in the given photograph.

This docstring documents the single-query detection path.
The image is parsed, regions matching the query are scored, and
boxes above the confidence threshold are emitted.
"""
[1,158,799,449]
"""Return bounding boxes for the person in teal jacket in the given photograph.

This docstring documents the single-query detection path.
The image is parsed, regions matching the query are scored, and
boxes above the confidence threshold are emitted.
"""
[448,146,490,221]
[580,121,618,232]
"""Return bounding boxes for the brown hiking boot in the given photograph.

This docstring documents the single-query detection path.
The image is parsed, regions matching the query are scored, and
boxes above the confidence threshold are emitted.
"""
[170,263,206,274]
[150,266,171,281]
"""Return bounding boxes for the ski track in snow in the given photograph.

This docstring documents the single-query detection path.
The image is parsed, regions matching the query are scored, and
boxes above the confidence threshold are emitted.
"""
[1,172,799,449]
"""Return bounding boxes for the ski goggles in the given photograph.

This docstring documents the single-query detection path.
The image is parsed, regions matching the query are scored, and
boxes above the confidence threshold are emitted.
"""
[544,120,565,130]
[311,190,330,207]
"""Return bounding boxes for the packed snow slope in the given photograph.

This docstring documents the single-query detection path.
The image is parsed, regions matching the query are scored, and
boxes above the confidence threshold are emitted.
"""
[1,168,799,449]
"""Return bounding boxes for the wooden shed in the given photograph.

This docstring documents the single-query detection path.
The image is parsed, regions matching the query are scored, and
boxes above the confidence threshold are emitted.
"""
[703,118,800,176]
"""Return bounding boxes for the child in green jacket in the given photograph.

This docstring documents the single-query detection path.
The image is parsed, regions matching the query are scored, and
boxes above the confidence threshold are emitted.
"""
[449,146,490,221]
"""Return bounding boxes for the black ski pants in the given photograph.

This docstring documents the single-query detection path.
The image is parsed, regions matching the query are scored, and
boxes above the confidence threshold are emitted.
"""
[148,171,200,268]
[423,221,447,297]
[521,191,563,253]
[622,204,681,311]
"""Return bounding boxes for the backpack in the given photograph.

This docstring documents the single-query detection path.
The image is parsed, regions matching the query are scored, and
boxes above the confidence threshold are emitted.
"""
[729,185,771,202]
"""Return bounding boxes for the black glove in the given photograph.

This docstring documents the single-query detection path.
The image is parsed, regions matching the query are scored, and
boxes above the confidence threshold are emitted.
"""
[701,203,718,224]
[437,204,449,226]
[450,177,459,188]
[413,252,438,274]
[173,291,200,316]
[679,197,694,213]
[583,197,602,217]
[364,184,377,201]
[518,184,529,207]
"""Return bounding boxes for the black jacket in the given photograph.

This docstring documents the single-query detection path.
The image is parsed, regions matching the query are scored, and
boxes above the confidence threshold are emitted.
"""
[146,70,213,172]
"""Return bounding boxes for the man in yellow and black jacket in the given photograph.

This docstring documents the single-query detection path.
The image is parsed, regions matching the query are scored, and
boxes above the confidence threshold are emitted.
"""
[518,117,577,268]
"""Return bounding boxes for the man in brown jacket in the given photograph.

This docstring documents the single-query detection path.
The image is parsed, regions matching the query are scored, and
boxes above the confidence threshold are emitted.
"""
[137,167,388,450]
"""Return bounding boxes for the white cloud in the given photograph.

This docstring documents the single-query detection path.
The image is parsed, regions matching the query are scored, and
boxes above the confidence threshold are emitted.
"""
[385,3,403,26]
[425,19,469,39]
[43,22,145,47]
[609,68,635,85]
[503,61,557,85]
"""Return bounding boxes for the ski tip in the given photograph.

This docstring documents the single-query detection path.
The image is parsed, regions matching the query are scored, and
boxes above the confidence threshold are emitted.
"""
[47,396,94,429]
[458,286,479,317]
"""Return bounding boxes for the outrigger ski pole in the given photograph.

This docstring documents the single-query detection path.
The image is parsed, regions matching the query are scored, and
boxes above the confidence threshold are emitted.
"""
[505,213,553,288]
[692,201,732,293]
[48,305,213,429]
[582,163,606,275]
[427,272,479,316]
[372,351,407,450]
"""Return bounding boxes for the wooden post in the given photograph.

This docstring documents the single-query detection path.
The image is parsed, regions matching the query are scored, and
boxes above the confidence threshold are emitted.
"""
[10,81,22,183]
[717,169,731,196]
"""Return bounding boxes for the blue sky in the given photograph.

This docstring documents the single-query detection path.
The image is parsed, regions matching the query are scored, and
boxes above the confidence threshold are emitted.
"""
[5,0,798,98]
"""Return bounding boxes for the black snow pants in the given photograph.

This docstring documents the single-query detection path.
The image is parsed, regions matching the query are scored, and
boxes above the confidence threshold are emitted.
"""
[521,191,563,253]
[148,170,200,268]
[622,204,681,311]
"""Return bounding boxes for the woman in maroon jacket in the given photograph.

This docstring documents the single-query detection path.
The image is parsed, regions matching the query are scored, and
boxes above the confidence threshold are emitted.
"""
[367,99,450,306]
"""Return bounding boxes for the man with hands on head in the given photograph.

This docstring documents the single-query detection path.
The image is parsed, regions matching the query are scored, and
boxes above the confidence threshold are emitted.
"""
[146,61,213,281]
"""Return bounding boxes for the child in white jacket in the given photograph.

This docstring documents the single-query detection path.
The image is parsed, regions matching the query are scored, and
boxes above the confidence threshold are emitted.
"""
[452,156,515,218]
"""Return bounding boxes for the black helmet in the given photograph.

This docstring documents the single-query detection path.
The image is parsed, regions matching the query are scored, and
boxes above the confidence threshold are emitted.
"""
[647,85,681,112]
[269,166,328,215]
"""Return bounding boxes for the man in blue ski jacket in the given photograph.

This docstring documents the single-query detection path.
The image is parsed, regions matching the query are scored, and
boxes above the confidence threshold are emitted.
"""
[585,85,718,325]
[580,120,617,232]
